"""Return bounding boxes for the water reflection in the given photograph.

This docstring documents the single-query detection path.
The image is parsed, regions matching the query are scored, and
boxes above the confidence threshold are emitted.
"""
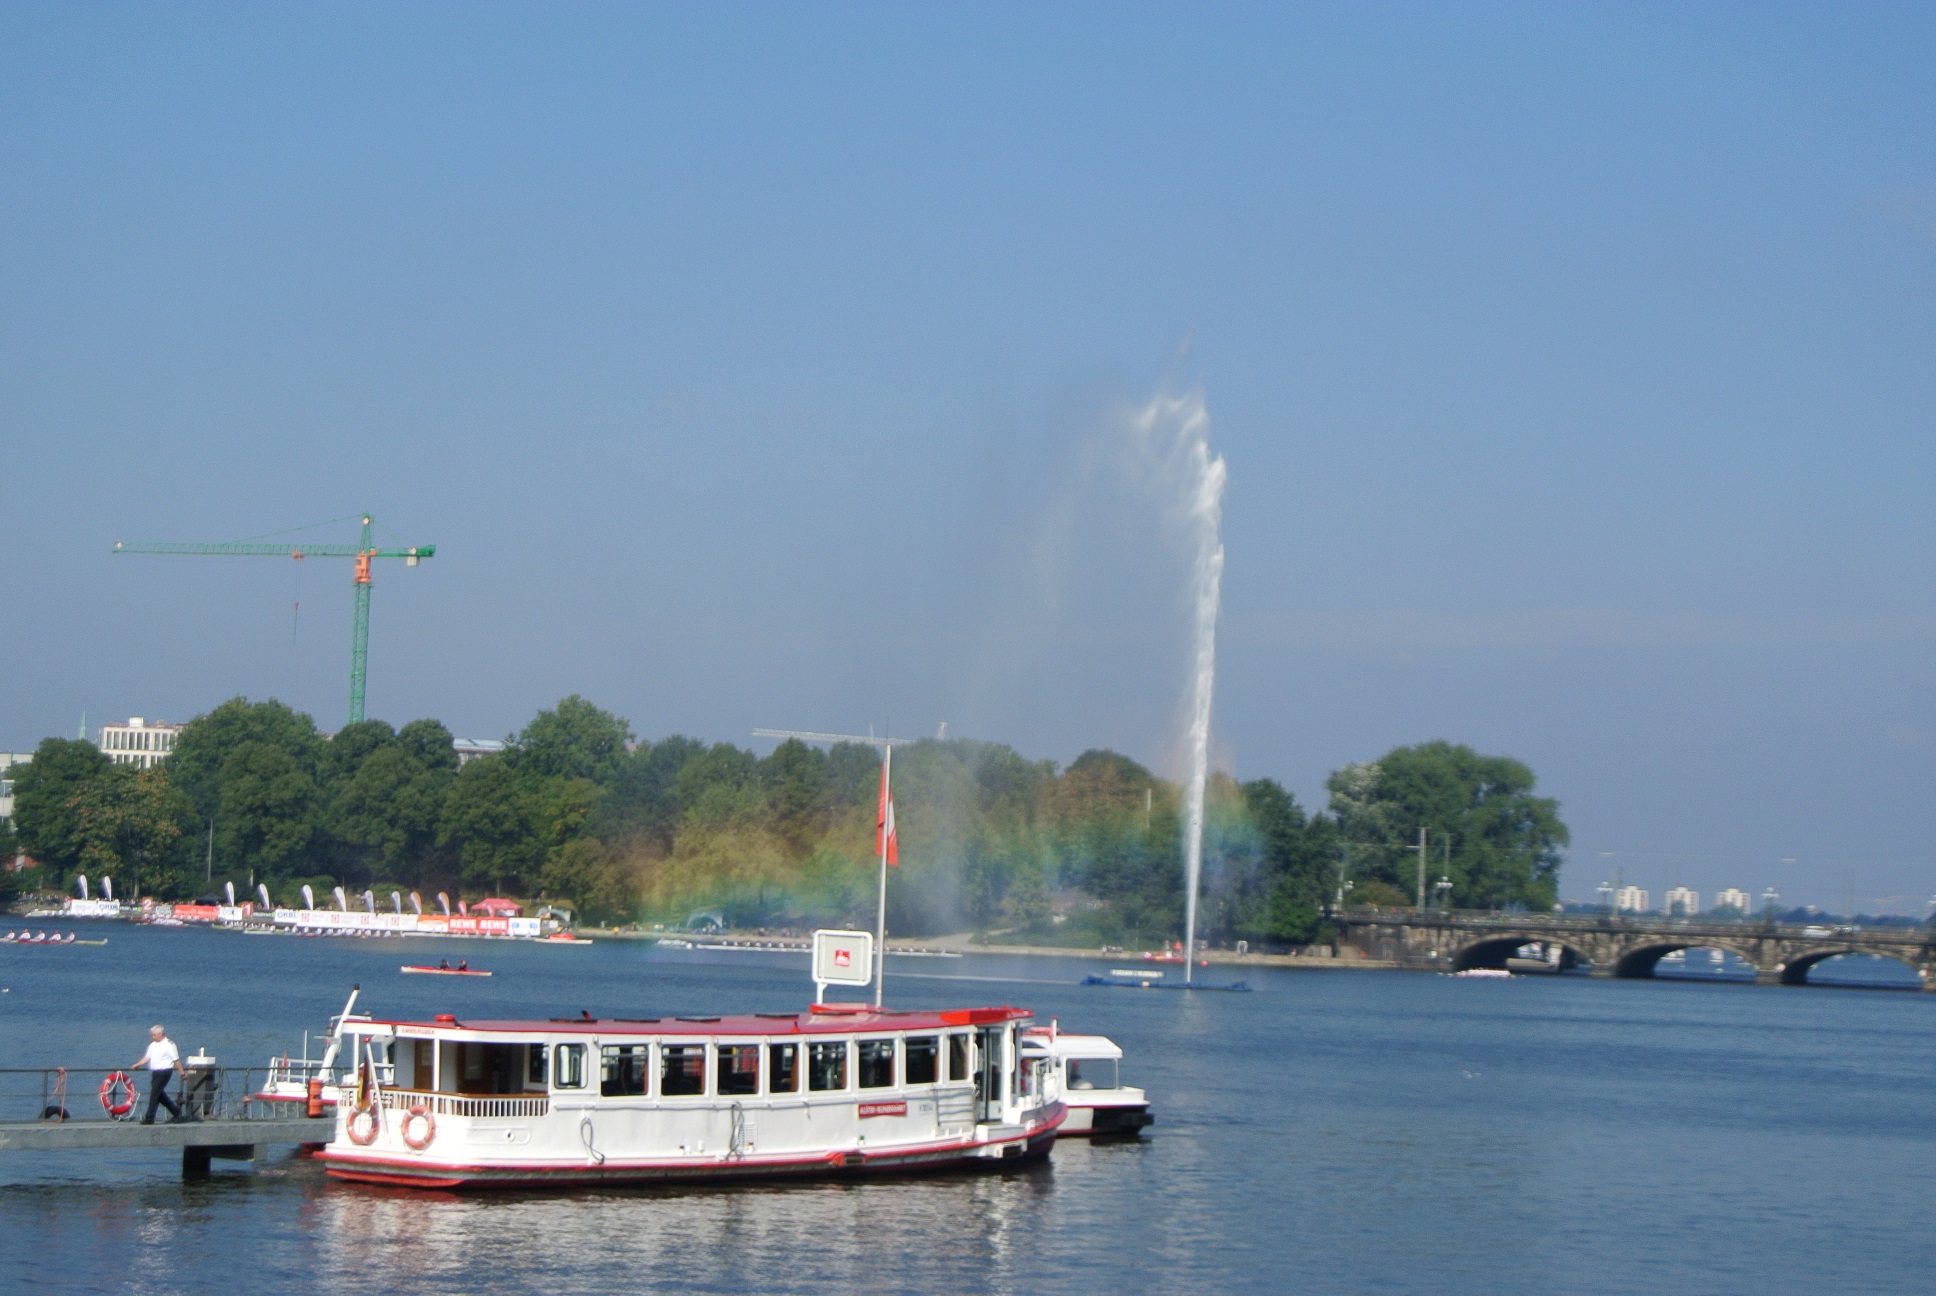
[308,1165,1058,1295]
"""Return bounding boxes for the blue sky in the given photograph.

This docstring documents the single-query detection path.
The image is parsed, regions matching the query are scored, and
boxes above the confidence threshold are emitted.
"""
[4,3,1933,910]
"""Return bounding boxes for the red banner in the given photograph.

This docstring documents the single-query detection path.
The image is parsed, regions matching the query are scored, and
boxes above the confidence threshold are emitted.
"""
[858,1102,907,1119]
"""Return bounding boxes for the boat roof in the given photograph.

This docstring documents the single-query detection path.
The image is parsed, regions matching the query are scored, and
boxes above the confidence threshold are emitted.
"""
[1020,1030,1123,1060]
[350,1003,1032,1038]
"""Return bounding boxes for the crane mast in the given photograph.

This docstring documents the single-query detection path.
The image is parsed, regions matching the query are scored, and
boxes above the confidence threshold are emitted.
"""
[114,513,435,727]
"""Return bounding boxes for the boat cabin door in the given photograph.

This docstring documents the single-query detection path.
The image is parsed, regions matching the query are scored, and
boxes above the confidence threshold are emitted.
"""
[975,1024,1006,1122]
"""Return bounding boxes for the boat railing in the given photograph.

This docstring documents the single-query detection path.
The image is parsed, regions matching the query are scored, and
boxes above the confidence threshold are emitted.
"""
[0,1066,284,1125]
[375,1088,550,1119]
[262,1056,393,1091]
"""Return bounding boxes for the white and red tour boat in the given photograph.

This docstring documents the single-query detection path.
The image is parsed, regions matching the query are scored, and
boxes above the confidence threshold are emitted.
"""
[315,999,1065,1188]
[1023,1025,1153,1136]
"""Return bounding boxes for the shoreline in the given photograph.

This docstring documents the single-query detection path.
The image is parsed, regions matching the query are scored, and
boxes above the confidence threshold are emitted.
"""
[576,926,1402,971]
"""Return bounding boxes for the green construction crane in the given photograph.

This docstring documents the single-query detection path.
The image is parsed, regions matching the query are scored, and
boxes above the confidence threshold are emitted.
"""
[113,514,435,727]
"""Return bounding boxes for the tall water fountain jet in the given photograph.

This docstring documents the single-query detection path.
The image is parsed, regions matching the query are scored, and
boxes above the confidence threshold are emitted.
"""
[1130,389,1226,984]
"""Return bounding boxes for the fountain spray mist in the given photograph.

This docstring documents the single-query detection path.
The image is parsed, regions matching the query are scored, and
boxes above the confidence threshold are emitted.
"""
[1130,390,1226,983]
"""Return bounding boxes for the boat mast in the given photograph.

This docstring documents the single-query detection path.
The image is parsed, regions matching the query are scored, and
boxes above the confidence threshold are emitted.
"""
[874,742,892,1007]
[750,726,916,1007]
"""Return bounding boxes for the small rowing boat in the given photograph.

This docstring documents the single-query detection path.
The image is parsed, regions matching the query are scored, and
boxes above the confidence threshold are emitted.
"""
[401,965,493,977]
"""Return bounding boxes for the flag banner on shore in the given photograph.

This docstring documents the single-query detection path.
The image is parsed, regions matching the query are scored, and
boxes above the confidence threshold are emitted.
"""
[877,762,899,866]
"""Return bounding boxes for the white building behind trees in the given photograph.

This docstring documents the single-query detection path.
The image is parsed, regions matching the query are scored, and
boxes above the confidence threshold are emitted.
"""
[1712,887,1753,914]
[98,717,184,769]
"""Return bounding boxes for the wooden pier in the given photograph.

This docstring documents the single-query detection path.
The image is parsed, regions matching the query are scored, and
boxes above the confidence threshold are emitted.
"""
[0,1114,335,1176]
[0,1065,333,1178]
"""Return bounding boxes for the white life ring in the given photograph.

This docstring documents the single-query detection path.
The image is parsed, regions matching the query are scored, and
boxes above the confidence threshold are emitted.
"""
[346,1106,380,1146]
[401,1104,436,1151]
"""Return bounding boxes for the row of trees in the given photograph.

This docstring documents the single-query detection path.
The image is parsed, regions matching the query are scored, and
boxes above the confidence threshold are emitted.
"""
[6,696,1568,946]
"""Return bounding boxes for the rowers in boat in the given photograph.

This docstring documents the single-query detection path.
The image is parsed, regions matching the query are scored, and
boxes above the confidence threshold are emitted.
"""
[1022,1024,1153,1136]
[316,999,1065,1188]
[402,959,491,976]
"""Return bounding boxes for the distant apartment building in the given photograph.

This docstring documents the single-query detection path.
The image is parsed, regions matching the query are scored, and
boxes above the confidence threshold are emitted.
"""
[0,751,30,828]
[1713,887,1753,914]
[452,738,507,766]
[1615,885,1650,913]
[98,717,184,769]
[1664,886,1700,917]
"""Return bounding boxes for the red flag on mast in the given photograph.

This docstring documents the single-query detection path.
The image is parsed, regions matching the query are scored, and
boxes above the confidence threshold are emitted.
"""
[876,759,899,866]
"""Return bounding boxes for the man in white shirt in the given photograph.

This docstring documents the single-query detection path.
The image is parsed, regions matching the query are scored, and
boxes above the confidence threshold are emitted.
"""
[132,1024,192,1124]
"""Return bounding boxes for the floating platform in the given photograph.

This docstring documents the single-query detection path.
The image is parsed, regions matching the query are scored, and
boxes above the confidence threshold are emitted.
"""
[1082,974,1251,991]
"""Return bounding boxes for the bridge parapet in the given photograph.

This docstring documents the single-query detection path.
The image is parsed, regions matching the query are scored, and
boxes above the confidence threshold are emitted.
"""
[1328,908,1936,989]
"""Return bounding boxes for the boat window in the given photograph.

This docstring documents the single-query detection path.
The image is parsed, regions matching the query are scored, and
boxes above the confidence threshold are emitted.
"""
[554,1043,586,1090]
[446,1042,526,1094]
[527,1045,548,1087]
[601,1045,649,1097]
[717,1045,760,1096]
[905,1036,939,1085]
[768,1043,798,1094]
[1067,1058,1116,1091]
[662,1044,706,1097]
[857,1038,895,1089]
[808,1041,848,1092]
[948,1033,970,1082]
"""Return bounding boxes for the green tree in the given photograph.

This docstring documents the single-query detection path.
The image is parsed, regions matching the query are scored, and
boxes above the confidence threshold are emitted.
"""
[1327,741,1567,910]
[586,736,703,852]
[73,765,194,897]
[1047,750,1181,941]
[758,739,828,856]
[217,741,322,873]
[511,695,633,785]
[440,757,543,892]
[539,836,637,924]
[1225,778,1338,947]
[325,722,458,884]
[169,697,326,827]
[9,738,112,874]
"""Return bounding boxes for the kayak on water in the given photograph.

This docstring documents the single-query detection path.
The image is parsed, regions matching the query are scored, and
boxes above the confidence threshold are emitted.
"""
[400,965,493,976]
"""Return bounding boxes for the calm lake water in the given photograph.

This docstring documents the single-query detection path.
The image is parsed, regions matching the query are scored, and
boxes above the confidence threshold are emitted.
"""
[1,925,1931,1294]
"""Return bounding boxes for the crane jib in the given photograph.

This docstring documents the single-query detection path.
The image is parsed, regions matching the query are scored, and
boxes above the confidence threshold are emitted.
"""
[110,520,434,727]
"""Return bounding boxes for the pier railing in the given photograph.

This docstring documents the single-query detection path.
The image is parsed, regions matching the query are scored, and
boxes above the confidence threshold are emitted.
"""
[0,1066,285,1127]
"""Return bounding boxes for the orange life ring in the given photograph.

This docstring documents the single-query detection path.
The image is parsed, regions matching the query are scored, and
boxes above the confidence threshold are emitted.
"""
[100,1071,137,1118]
[401,1104,436,1150]
[346,1105,380,1146]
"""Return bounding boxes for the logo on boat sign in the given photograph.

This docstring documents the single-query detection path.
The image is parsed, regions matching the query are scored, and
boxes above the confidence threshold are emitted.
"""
[812,929,874,987]
[858,1102,907,1119]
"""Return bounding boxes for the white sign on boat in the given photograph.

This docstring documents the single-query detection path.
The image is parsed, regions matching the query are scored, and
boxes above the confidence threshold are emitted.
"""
[813,929,874,1001]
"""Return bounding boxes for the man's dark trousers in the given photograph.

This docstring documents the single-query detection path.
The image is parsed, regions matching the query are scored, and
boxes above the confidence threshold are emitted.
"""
[141,1070,183,1124]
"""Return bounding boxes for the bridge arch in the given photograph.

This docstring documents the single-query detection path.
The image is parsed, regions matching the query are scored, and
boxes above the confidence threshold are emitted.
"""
[1613,940,1764,980]
[1775,947,1927,987]
[1449,934,1585,973]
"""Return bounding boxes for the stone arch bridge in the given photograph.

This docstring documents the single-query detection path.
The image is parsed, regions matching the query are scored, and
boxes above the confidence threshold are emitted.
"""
[1330,909,1936,988]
